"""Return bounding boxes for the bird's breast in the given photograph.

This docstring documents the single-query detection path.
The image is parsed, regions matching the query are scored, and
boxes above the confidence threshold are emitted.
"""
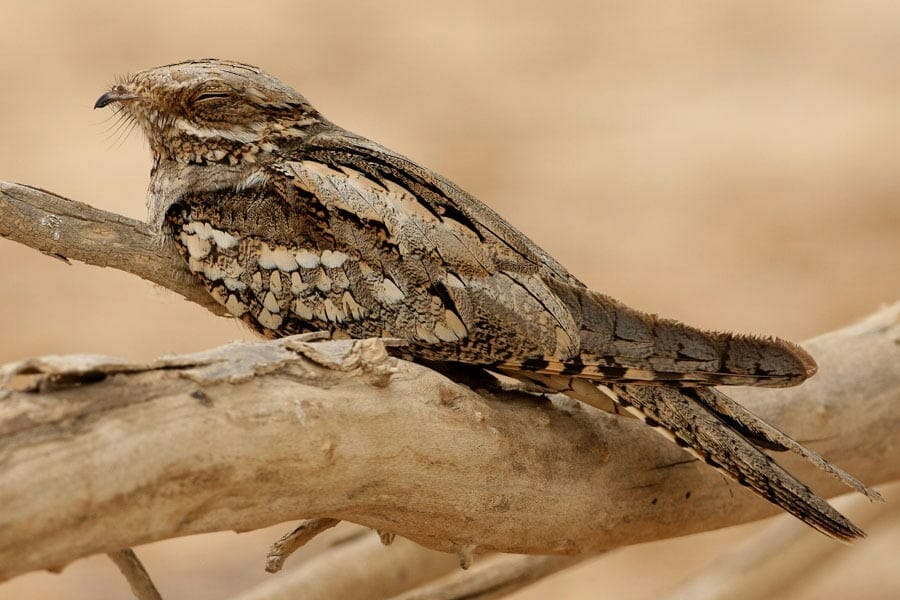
[147,161,258,231]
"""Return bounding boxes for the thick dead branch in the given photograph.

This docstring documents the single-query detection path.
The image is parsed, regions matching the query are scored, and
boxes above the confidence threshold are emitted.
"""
[0,184,898,589]
[0,306,897,584]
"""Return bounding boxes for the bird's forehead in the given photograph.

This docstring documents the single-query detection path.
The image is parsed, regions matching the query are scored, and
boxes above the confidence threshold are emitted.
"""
[123,59,308,110]
[132,60,272,90]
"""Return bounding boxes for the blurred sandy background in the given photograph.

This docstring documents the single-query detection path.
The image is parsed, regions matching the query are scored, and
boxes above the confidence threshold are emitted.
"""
[1,1,897,598]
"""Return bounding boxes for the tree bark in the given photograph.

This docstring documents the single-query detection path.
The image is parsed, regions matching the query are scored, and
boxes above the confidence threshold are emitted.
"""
[0,306,896,582]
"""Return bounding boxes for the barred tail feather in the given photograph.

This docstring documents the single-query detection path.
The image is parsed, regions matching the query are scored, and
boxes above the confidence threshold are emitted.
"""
[542,279,818,387]
[691,387,883,502]
[611,384,868,542]
[498,356,810,388]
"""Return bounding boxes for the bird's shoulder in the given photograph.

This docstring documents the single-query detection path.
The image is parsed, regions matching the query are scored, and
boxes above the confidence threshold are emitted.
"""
[269,128,583,287]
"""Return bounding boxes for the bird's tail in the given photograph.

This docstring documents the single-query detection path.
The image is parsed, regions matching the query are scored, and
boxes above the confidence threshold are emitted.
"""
[499,279,820,388]
[610,384,882,541]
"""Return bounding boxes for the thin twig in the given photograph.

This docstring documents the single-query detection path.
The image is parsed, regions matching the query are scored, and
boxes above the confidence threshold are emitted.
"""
[266,518,342,573]
[663,482,900,600]
[388,554,585,600]
[108,549,163,600]
[235,535,459,600]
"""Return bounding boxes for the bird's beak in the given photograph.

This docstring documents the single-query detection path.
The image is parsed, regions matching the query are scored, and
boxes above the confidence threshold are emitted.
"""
[94,85,138,109]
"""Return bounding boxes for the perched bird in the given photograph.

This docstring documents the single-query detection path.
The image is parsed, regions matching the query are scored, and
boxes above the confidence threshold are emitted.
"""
[95,59,880,540]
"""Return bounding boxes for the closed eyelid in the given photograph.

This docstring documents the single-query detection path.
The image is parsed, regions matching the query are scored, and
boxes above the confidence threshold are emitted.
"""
[195,92,231,101]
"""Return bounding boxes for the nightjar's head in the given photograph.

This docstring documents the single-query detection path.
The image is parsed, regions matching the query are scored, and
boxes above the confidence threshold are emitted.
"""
[95,59,323,164]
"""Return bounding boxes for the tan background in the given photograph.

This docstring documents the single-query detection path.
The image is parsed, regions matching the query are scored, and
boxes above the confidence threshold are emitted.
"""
[1,1,897,598]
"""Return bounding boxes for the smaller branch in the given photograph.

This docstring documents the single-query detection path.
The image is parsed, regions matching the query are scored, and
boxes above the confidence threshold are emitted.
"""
[663,482,900,600]
[108,549,163,600]
[235,535,459,600]
[266,518,341,573]
[388,554,584,600]
[0,181,227,316]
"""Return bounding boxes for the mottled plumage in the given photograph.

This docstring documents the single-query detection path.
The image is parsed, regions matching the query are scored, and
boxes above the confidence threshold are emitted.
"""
[96,59,881,541]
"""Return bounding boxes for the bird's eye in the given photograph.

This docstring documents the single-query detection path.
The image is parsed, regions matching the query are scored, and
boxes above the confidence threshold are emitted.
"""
[195,91,230,102]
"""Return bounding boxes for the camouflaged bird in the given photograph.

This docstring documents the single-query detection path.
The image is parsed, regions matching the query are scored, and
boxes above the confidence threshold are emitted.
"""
[95,59,881,541]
